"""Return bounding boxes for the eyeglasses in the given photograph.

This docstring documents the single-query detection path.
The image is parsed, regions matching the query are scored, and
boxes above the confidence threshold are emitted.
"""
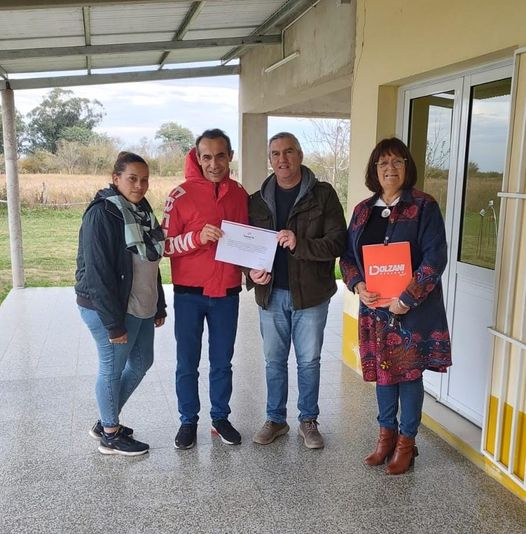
[375,158,406,169]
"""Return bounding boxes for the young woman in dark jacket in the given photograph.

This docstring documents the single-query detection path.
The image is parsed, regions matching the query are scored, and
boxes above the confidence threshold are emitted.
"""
[75,151,166,456]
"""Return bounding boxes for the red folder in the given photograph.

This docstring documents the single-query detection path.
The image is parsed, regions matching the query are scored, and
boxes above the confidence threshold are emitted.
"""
[362,241,412,306]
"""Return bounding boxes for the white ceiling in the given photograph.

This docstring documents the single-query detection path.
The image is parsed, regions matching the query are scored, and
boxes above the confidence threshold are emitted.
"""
[0,0,317,89]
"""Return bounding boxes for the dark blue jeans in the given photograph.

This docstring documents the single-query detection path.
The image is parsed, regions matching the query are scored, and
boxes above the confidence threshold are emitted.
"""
[375,377,424,438]
[174,292,239,424]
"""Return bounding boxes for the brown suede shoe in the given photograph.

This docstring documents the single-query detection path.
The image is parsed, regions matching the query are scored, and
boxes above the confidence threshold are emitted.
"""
[253,421,290,445]
[298,420,324,449]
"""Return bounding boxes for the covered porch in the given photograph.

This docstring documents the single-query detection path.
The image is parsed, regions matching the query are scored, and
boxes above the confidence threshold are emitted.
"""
[1,284,525,533]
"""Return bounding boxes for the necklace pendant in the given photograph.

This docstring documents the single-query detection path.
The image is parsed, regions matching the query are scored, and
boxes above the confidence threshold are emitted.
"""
[381,207,391,218]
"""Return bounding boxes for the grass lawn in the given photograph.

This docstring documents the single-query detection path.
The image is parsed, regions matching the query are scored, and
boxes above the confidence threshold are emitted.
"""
[0,206,172,304]
[0,205,342,305]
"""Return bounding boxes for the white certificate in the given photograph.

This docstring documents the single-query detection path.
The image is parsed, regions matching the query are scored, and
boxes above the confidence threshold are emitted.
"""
[215,220,278,272]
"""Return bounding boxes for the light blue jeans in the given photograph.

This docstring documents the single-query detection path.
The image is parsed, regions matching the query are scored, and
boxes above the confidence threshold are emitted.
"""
[79,306,155,428]
[259,289,329,423]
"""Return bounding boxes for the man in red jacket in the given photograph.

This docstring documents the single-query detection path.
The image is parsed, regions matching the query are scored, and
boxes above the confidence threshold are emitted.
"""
[162,129,248,449]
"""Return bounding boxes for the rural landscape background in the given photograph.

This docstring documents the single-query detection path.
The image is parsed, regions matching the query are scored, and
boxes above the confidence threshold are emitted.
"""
[0,88,350,303]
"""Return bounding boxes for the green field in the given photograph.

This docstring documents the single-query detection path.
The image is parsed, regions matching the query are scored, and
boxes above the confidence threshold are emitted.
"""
[0,206,343,305]
[0,206,172,304]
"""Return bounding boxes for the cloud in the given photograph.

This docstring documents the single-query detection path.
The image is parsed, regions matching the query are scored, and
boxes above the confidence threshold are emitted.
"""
[10,76,240,146]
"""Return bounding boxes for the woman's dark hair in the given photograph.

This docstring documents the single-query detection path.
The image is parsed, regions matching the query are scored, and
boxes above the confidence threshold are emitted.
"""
[196,128,232,155]
[365,137,417,194]
[112,151,148,176]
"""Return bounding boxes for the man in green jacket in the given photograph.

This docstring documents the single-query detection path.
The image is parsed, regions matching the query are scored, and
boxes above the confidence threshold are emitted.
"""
[248,132,347,449]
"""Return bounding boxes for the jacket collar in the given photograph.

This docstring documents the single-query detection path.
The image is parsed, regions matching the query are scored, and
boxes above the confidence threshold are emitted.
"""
[365,188,413,208]
[259,165,317,205]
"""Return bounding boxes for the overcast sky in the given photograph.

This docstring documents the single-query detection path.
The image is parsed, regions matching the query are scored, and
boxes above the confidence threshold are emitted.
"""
[13,74,318,156]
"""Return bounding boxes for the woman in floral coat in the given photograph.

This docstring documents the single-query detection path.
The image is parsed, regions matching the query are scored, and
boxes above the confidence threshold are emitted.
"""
[340,137,452,475]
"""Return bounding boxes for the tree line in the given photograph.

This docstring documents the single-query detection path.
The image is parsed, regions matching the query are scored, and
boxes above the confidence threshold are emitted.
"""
[0,88,350,209]
[0,88,195,176]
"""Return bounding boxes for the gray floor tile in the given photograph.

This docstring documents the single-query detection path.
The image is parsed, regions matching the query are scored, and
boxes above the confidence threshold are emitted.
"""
[0,284,525,533]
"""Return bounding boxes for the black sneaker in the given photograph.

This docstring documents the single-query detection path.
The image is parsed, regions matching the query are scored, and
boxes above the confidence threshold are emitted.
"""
[98,428,149,456]
[211,419,241,445]
[89,420,134,440]
[174,424,197,450]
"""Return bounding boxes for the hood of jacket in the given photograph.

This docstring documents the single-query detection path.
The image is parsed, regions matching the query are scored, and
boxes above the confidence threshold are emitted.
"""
[259,164,318,216]
[184,146,230,184]
[84,184,152,219]
[84,184,120,214]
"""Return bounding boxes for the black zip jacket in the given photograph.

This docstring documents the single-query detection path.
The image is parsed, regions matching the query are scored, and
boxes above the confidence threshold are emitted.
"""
[75,187,167,338]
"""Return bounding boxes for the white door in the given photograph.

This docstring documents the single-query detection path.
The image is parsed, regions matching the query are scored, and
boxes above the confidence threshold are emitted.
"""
[400,64,512,426]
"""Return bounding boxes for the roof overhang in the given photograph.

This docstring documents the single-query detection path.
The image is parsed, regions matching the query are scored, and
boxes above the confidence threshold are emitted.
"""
[0,0,319,90]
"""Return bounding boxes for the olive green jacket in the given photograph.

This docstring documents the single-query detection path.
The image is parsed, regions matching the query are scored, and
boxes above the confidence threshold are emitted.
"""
[248,165,347,310]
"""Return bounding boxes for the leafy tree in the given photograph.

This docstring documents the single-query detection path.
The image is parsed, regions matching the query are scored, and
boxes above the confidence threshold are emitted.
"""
[468,160,480,177]
[60,125,98,145]
[25,88,104,153]
[155,121,194,154]
[0,105,26,154]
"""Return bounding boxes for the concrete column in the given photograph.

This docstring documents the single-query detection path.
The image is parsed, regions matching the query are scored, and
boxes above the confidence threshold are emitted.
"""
[239,112,268,194]
[1,87,24,288]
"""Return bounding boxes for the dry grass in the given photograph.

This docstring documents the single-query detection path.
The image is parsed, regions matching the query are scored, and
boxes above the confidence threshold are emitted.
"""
[0,173,183,211]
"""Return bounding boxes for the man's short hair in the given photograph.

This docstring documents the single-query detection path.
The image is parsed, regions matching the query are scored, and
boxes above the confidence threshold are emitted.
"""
[268,132,303,155]
[196,128,233,155]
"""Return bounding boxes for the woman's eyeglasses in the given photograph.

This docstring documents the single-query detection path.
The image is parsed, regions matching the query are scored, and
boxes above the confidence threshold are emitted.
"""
[375,158,406,169]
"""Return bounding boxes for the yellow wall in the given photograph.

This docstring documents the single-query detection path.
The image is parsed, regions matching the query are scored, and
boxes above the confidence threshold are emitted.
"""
[345,0,526,492]
[345,0,526,344]
[348,0,526,214]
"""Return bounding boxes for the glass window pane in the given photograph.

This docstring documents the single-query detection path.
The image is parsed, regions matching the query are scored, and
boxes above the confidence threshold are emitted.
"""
[409,91,454,217]
[459,78,512,269]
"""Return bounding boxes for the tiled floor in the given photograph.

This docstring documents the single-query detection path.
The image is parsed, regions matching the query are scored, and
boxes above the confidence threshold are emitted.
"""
[0,283,525,533]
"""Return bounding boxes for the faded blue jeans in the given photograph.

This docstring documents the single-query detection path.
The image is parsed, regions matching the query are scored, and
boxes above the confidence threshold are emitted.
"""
[79,306,155,428]
[376,377,424,438]
[259,289,329,423]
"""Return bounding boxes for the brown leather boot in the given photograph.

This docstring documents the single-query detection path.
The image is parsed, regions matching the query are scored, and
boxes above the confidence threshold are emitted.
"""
[385,434,418,475]
[364,427,398,466]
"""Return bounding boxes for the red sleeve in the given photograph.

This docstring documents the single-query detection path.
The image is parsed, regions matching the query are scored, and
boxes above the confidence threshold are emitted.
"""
[161,186,204,258]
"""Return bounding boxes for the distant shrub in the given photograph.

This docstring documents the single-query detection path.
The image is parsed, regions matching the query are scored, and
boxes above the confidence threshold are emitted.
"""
[19,150,60,174]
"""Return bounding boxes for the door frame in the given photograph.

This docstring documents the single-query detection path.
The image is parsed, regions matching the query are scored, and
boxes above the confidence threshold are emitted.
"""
[396,60,513,422]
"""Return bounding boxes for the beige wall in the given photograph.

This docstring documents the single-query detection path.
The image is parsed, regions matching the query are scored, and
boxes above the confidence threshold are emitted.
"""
[346,1,526,494]
[238,0,355,192]
[348,0,525,213]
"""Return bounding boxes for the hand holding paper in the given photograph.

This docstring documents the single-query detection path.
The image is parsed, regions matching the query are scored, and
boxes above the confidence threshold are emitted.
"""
[215,220,278,272]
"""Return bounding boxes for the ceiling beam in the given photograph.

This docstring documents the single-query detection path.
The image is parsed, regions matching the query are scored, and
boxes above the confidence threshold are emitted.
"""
[0,1,188,9]
[0,35,280,61]
[158,0,206,71]
[0,64,239,91]
[82,6,92,74]
[221,0,314,64]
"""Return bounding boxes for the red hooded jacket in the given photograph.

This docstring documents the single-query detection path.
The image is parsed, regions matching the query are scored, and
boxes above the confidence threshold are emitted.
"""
[161,148,249,297]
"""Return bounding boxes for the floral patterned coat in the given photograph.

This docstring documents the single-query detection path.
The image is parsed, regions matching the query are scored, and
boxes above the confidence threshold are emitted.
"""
[340,188,452,385]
